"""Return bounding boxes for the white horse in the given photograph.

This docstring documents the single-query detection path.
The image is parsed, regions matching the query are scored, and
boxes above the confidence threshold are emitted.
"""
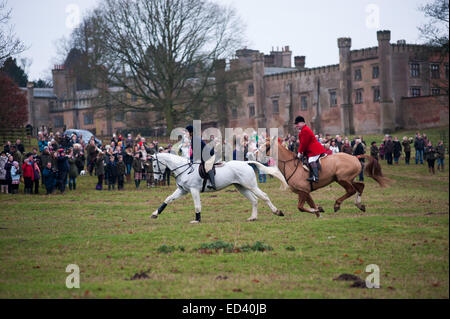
[150,152,288,223]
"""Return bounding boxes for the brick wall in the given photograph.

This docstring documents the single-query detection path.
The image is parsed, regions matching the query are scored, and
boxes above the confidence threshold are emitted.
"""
[401,95,449,129]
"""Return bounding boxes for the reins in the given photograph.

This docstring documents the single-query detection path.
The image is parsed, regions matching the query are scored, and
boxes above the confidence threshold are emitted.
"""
[278,156,300,184]
[153,153,198,179]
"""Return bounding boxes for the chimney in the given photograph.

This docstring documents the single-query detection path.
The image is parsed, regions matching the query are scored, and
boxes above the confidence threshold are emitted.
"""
[294,56,306,69]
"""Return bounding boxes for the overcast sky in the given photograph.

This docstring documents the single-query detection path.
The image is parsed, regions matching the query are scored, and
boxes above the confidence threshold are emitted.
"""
[8,0,431,81]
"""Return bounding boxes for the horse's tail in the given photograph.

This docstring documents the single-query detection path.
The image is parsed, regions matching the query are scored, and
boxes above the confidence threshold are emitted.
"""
[359,155,392,188]
[247,161,289,190]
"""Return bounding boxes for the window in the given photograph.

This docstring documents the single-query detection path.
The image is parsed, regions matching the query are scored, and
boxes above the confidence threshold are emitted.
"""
[373,87,380,102]
[54,116,64,128]
[410,87,421,97]
[301,96,308,110]
[272,100,279,114]
[431,64,440,79]
[410,63,420,78]
[354,69,362,81]
[231,107,237,119]
[131,94,138,102]
[372,66,379,79]
[84,113,94,125]
[431,88,441,96]
[355,89,363,104]
[249,103,255,117]
[329,91,337,107]
[248,83,254,96]
[115,111,125,122]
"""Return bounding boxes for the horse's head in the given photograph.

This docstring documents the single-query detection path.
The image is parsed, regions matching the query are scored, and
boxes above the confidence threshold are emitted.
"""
[151,154,166,181]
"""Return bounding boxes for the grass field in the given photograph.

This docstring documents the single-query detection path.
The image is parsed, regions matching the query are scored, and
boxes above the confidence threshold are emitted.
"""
[0,130,449,299]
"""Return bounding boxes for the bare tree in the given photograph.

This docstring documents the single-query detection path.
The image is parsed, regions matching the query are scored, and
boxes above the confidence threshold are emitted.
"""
[90,0,245,133]
[418,0,449,48]
[418,0,449,95]
[0,0,27,64]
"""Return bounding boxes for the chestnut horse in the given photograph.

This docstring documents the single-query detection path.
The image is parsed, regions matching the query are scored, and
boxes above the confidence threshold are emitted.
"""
[276,142,390,217]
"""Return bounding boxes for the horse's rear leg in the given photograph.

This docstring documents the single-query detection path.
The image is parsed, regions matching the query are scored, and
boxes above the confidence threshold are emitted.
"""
[235,184,258,221]
[351,181,366,212]
[250,187,284,217]
[298,191,321,218]
[334,181,356,212]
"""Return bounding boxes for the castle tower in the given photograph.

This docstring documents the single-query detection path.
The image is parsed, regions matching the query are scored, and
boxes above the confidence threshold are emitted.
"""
[26,82,34,127]
[338,37,355,135]
[377,30,395,133]
[252,52,266,129]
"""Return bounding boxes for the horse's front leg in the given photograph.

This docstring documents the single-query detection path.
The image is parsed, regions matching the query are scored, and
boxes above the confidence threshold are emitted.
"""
[190,188,202,224]
[151,188,187,219]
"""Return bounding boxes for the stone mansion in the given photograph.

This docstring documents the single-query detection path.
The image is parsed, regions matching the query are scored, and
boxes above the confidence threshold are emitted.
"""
[23,30,448,137]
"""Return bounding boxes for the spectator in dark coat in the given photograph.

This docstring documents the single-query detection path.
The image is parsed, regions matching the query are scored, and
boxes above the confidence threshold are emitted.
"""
[393,137,402,165]
[116,155,126,190]
[342,139,353,155]
[353,138,365,182]
[384,136,394,165]
[56,150,70,193]
[105,156,118,190]
[370,142,379,160]
[68,151,79,191]
[95,152,105,190]
[379,142,385,160]
[42,162,56,194]
[424,141,437,174]
[414,134,425,165]
[436,141,445,172]
[15,139,25,154]
[402,136,413,165]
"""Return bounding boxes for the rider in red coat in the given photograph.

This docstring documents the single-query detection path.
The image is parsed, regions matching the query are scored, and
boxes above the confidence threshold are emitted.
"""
[295,116,326,182]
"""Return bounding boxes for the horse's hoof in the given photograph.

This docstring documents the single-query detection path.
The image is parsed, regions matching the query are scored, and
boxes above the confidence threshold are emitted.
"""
[190,220,200,224]
[273,210,284,217]
[315,212,322,218]
[334,206,340,213]
[247,218,257,222]
[318,206,325,213]
[359,204,366,212]
[151,214,158,219]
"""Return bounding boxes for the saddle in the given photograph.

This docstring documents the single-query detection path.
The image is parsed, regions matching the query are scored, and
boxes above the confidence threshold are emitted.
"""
[302,153,327,172]
[198,162,224,192]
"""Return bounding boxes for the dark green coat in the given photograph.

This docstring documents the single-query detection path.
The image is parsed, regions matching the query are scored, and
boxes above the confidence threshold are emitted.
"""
[116,161,126,176]
[68,157,79,178]
[95,156,105,176]
[132,157,143,173]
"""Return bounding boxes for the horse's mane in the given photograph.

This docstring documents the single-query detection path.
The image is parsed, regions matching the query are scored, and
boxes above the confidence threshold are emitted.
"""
[277,142,297,160]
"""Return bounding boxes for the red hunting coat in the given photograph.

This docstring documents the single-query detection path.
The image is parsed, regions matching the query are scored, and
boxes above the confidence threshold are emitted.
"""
[298,125,326,157]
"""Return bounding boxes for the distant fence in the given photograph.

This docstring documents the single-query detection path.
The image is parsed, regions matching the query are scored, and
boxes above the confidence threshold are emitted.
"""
[0,127,33,147]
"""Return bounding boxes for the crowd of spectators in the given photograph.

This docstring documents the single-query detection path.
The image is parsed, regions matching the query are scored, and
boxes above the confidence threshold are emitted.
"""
[0,129,447,195]
[0,131,177,195]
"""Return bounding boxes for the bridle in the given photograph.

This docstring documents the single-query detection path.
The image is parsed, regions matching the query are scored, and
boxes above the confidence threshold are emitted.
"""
[152,153,198,179]
[278,155,300,184]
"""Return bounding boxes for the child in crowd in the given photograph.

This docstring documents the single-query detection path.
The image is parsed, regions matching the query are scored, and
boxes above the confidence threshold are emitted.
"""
[370,141,379,160]
[133,153,143,189]
[68,149,79,191]
[10,161,20,194]
[116,155,126,190]
[95,152,105,190]
[106,156,118,190]
[22,153,35,194]
[42,162,56,195]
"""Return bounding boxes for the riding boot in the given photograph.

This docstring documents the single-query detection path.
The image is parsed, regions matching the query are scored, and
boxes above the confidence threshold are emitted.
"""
[306,162,319,183]
[207,170,217,190]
